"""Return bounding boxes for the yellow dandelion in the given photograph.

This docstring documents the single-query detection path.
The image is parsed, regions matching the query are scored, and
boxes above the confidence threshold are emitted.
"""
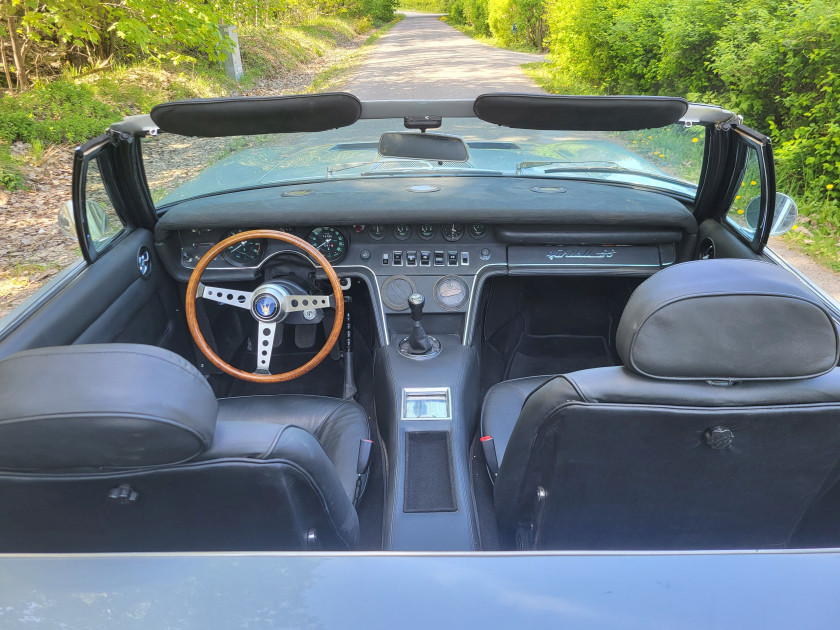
[632,140,637,144]
[792,225,798,231]
[750,180,757,186]
[691,137,699,143]
[735,195,741,200]
[648,135,653,140]
[828,184,835,191]
[737,209,744,215]
[741,182,745,187]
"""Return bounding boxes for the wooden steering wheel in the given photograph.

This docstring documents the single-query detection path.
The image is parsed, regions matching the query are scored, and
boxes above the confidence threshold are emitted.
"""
[186,229,344,383]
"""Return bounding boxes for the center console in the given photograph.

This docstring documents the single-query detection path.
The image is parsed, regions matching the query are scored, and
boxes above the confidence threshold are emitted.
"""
[374,295,480,550]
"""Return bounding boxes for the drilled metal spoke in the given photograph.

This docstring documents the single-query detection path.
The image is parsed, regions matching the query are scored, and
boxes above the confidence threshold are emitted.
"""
[254,322,277,374]
[281,295,333,313]
[197,284,252,309]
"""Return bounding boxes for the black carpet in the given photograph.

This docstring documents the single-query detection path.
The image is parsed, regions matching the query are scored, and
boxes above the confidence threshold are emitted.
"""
[505,333,614,379]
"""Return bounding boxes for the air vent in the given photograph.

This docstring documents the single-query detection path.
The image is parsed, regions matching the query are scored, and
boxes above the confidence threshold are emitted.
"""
[698,238,716,260]
[381,275,417,311]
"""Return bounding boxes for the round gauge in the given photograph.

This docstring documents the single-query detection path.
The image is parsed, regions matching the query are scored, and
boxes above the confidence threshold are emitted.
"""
[442,223,464,242]
[434,275,469,311]
[221,230,264,266]
[469,223,488,239]
[418,224,436,239]
[393,224,412,240]
[306,226,347,263]
[368,224,386,240]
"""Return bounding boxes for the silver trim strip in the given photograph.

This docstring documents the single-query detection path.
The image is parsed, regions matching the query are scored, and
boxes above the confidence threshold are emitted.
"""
[462,263,507,345]
[3,547,839,559]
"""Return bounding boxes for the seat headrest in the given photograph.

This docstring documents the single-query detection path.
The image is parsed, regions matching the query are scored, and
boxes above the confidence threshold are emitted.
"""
[616,259,840,381]
[0,344,218,470]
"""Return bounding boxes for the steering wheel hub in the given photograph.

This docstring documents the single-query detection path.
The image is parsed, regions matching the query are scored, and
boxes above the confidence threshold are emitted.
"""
[251,283,291,323]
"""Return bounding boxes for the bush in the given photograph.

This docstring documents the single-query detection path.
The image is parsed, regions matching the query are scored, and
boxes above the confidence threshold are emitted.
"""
[541,0,840,219]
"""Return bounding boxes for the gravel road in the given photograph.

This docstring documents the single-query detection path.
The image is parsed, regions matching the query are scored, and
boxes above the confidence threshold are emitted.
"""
[342,12,545,99]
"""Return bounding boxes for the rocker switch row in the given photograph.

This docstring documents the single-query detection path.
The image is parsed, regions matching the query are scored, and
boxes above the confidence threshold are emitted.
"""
[382,250,469,267]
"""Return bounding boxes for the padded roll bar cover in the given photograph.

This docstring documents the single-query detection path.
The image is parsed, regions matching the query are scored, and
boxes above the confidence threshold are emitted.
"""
[473,94,689,131]
[616,259,840,381]
[0,344,218,470]
[150,93,363,137]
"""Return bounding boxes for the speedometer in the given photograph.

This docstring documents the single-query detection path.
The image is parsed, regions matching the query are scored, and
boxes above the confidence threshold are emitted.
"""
[306,226,347,263]
[221,230,264,266]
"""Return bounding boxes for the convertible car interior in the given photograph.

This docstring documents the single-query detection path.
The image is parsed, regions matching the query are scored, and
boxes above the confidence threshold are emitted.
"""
[1,92,838,553]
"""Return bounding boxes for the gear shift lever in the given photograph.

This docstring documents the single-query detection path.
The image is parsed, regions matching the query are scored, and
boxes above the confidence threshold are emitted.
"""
[398,293,441,358]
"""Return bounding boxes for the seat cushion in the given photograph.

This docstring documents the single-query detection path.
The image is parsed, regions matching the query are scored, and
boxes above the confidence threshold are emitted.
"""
[481,376,553,465]
[216,395,370,501]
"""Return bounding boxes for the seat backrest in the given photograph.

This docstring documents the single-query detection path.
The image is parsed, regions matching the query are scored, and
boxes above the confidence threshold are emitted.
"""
[0,344,358,551]
[494,259,840,550]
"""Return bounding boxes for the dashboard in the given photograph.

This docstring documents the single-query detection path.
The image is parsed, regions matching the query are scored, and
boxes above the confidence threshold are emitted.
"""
[154,176,699,343]
[177,223,507,317]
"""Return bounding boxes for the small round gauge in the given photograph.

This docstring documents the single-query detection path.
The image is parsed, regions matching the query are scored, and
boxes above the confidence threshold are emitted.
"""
[418,224,436,239]
[469,223,488,239]
[222,230,264,266]
[442,223,464,242]
[368,225,386,240]
[434,275,469,311]
[394,224,412,240]
[306,226,347,263]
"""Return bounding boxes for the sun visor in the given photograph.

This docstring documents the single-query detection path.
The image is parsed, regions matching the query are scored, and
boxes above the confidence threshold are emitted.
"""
[473,94,689,131]
[150,93,363,137]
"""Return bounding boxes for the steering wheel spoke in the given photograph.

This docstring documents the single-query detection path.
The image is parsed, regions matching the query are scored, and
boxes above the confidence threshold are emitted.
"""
[254,322,277,374]
[197,283,253,309]
[282,295,334,313]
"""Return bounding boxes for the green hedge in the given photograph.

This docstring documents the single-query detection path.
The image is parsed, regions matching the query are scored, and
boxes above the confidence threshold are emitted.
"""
[542,0,840,212]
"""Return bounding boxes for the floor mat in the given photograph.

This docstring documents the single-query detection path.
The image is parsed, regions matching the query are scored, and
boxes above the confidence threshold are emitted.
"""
[505,333,615,380]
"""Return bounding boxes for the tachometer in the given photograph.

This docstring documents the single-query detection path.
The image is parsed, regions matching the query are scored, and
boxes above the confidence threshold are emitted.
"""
[306,226,347,263]
[221,230,264,266]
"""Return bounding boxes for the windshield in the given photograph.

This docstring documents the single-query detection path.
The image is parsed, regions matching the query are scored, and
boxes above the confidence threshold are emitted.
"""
[142,117,705,207]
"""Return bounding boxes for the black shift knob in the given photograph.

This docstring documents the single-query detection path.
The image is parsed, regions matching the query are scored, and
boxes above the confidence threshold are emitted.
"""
[408,293,425,322]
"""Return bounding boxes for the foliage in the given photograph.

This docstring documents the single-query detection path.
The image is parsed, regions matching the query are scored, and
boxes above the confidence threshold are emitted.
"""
[0,16,378,169]
[398,0,446,10]
[0,0,395,91]
[537,0,840,222]
[0,143,24,190]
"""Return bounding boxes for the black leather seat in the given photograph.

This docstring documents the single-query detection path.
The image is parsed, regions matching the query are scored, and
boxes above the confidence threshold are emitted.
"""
[482,259,840,550]
[0,344,369,552]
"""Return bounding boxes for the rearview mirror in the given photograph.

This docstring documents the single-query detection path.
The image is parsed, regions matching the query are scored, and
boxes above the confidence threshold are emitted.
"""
[378,132,469,162]
[744,193,799,236]
[56,199,110,241]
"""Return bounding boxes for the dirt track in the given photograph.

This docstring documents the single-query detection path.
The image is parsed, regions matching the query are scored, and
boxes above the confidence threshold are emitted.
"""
[342,12,545,99]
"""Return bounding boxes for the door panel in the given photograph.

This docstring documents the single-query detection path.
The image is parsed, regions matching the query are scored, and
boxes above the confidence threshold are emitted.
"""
[0,229,185,360]
[697,219,761,261]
